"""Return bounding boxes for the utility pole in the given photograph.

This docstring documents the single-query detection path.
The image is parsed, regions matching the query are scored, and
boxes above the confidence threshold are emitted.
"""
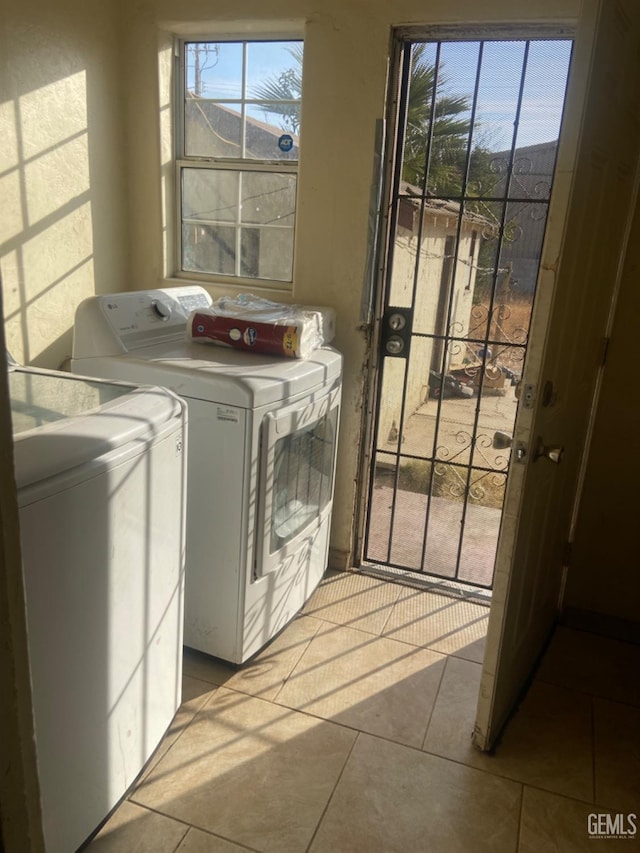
[194,44,202,96]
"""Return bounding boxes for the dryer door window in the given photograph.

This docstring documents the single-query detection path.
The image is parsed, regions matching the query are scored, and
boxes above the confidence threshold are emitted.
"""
[270,405,338,552]
[256,381,341,577]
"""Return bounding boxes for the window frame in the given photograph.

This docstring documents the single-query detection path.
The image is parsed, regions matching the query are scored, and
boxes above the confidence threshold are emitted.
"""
[175,36,303,287]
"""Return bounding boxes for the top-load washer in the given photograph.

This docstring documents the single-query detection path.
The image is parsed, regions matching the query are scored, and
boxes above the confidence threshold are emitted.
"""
[72,286,342,664]
[9,360,186,853]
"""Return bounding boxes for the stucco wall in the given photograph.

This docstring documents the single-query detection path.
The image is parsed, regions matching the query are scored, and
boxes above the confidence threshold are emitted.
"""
[0,0,127,369]
[377,222,478,452]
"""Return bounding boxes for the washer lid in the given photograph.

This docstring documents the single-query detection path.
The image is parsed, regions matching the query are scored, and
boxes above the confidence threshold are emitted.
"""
[76,344,343,408]
[10,367,183,488]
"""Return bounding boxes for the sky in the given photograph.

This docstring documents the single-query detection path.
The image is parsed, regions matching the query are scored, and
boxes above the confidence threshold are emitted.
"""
[186,41,299,100]
[186,37,573,152]
[421,39,573,151]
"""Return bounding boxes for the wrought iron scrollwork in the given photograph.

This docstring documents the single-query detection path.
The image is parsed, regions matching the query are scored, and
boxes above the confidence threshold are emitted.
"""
[435,430,511,472]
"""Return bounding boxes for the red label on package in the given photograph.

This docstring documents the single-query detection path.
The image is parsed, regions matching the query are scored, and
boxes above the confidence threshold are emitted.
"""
[191,313,299,358]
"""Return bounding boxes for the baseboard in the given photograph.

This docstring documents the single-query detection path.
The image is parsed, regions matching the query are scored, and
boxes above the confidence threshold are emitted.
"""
[561,607,640,645]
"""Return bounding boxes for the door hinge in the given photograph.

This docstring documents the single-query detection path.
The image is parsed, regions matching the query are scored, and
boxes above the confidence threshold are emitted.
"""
[562,540,573,567]
[599,336,610,367]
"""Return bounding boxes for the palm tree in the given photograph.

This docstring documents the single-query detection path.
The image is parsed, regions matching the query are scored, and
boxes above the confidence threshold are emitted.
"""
[251,43,303,135]
[402,44,473,195]
[252,43,477,197]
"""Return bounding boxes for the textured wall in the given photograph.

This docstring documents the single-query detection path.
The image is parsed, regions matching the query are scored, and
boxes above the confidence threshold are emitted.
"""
[0,0,127,368]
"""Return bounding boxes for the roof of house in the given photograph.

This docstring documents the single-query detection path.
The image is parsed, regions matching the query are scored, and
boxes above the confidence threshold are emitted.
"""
[186,96,300,160]
[399,180,488,227]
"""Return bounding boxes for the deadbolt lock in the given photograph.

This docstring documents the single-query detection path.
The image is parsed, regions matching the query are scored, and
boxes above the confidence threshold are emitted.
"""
[381,307,412,358]
[386,335,405,355]
[388,313,407,332]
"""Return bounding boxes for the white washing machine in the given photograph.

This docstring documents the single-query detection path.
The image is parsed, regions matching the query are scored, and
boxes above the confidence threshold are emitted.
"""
[71,286,342,664]
[9,362,187,853]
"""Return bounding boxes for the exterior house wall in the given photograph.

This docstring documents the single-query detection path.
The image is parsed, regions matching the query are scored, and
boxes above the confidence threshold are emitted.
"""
[379,215,479,455]
[492,140,559,297]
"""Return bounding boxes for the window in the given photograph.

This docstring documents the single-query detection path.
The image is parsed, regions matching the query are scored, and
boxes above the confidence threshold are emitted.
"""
[177,39,303,284]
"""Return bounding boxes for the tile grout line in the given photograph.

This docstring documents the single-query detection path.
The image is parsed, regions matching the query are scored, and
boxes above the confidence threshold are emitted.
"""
[301,609,485,665]
[93,576,636,850]
[420,653,450,751]
[514,783,525,853]
[417,734,598,804]
[178,823,262,852]
[534,673,640,711]
[303,731,362,853]
[270,616,324,705]
[376,582,404,637]
[128,686,218,801]
[193,686,588,808]
[122,802,261,853]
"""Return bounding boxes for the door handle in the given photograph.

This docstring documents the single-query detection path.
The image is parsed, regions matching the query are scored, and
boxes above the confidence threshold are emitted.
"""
[534,437,564,464]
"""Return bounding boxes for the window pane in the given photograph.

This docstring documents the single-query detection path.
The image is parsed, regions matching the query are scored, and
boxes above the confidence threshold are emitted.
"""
[245,104,299,160]
[185,42,243,98]
[181,168,296,281]
[182,221,294,281]
[185,100,242,157]
[240,229,260,278]
[253,227,294,281]
[182,168,238,222]
[241,172,296,225]
[246,41,302,101]
[182,224,236,275]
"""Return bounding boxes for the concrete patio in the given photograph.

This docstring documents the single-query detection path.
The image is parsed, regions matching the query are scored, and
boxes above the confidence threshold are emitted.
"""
[366,383,520,588]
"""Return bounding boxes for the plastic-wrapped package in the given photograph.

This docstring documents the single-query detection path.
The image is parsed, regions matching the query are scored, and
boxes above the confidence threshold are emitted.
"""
[186,294,336,359]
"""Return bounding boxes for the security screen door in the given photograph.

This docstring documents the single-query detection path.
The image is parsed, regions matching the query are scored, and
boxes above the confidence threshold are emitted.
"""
[363,32,573,591]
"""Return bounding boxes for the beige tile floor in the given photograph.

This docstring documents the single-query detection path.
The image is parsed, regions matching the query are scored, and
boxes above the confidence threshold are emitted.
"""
[88,571,640,852]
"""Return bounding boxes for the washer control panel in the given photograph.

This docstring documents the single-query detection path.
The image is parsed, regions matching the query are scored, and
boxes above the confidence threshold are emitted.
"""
[98,287,211,348]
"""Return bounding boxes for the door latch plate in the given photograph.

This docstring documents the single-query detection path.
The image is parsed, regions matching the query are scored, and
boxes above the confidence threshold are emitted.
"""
[522,383,536,409]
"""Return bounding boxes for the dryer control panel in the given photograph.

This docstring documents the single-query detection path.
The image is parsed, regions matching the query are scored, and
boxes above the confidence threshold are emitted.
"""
[73,287,212,356]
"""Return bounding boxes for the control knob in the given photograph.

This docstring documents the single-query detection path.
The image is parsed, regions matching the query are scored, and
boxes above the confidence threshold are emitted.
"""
[151,299,171,321]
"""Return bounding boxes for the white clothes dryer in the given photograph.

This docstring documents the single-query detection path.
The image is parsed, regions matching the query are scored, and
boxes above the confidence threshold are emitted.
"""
[9,362,187,853]
[71,286,342,664]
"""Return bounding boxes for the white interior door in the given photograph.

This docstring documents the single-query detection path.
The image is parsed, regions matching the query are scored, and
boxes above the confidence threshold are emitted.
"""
[474,0,640,750]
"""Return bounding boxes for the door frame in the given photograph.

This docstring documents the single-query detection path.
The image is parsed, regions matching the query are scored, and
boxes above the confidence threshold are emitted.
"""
[355,21,577,580]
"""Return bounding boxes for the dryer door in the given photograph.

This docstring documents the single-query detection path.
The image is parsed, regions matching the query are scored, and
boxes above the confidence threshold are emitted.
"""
[256,379,341,577]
